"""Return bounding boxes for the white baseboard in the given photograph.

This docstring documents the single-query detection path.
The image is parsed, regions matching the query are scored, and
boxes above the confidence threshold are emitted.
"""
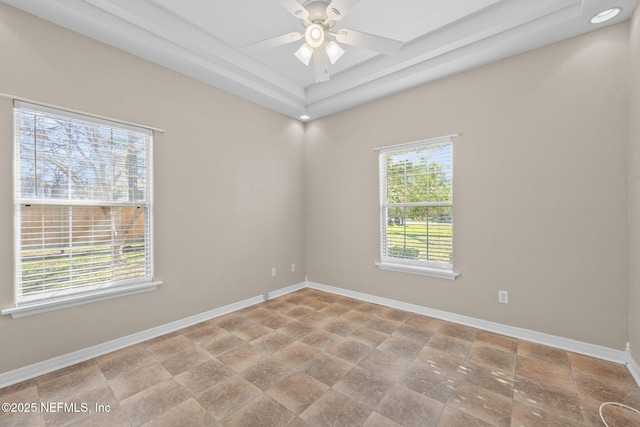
[1,280,635,389]
[626,344,640,386]
[306,281,629,365]
[0,282,305,389]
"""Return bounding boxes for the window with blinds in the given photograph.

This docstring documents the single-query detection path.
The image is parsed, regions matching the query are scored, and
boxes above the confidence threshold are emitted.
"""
[14,101,153,304]
[379,137,453,272]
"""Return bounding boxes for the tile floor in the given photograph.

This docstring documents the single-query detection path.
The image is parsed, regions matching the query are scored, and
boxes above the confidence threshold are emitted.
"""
[2,288,640,426]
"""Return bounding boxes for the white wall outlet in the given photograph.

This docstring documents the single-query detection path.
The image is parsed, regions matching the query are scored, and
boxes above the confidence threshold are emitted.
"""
[291,263,296,272]
[498,290,509,304]
[271,267,277,277]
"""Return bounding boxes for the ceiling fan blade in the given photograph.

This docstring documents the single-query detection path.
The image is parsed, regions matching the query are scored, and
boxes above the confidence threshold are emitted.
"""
[277,0,310,23]
[334,29,402,56]
[240,32,303,55]
[313,49,330,83]
[325,0,361,22]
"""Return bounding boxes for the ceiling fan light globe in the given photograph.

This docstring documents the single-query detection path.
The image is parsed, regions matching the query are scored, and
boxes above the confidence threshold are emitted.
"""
[326,41,345,64]
[295,43,313,65]
[305,23,325,48]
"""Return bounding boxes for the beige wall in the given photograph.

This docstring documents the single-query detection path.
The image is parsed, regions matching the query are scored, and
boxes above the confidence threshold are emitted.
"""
[0,3,306,373]
[305,23,630,349]
[629,4,640,362]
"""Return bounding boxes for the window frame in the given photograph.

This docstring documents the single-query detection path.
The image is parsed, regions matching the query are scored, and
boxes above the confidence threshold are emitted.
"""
[3,101,161,318]
[376,136,459,280]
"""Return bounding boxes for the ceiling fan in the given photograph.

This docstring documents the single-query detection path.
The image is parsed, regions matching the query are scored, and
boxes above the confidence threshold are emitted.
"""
[241,0,403,83]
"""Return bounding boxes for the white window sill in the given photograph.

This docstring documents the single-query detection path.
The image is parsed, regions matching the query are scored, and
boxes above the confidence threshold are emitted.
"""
[1,281,162,318]
[375,261,460,280]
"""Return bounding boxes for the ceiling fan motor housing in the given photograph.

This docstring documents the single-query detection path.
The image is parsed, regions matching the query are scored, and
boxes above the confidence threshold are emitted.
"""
[303,0,333,25]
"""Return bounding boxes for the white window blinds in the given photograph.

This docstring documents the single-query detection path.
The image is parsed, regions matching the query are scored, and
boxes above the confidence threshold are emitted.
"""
[379,137,453,270]
[14,101,153,303]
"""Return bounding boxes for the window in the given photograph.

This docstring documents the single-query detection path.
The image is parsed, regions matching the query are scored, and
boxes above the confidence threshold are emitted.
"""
[6,101,159,316]
[376,136,458,279]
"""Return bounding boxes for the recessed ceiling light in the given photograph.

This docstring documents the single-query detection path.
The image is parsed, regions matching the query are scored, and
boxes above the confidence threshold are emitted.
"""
[300,114,310,120]
[590,7,621,24]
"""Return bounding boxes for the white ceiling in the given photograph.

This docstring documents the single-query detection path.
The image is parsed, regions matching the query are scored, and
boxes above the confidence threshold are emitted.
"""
[1,0,638,121]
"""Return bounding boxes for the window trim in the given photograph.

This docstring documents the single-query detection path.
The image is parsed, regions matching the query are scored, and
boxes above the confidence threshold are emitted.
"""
[3,101,161,317]
[376,136,459,280]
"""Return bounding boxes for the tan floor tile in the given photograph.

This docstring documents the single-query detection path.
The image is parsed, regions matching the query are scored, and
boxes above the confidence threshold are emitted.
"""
[415,346,466,376]
[196,375,262,420]
[363,411,402,427]
[317,303,352,317]
[376,384,443,427]
[174,360,235,396]
[120,379,191,426]
[215,313,252,332]
[438,322,477,341]
[221,394,295,427]
[437,406,493,427]
[473,330,518,353]
[267,372,329,415]
[393,323,434,343]
[379,307,412,323]
[251,331,293,354]
[41,381,120,426]
[511,401,582,427]
[161,346,215,376]
[182,321,226,343]
[216,344,270,374]
[404,314,442,331]
[240,357,295,391]
[299,299,331,311]
[349,327,389,347]
[145,335,193,360]
[108,362,172,400]
[302,353,353,386]
[516,355,574,392]
[399,361,457,403]
[260,314,293,330]
[513,376,584,425]
[140,398,217,426]
[426,334,472,359]
[468,341,516,373]
[38,362,106,402]
[377,335,423,361]
[299,329,342,351]
[456,360,514,398]
[327,339,373,364]
[0,383,41,427]
[354,303,387,316]
[274,341,317,368]
[232,323,273,342]
[322,319,360,336]
[200,333,245,357]
[447,381,512,427]
[300,389,372,427]
[569,352,636,385]
[277,321,315,340]
[358,349,411,382]
[333,366,393,408]
[517,341,570,367]
[342,310,373,324]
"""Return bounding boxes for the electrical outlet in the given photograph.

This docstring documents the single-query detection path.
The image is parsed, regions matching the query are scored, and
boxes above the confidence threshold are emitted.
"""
[263,292,269,301]
[498,290,509,304]
[271,267,277,277]
[291,263,296,272]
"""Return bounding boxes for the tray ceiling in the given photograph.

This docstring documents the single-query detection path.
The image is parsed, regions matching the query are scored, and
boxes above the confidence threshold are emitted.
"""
[1,0,637,121]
